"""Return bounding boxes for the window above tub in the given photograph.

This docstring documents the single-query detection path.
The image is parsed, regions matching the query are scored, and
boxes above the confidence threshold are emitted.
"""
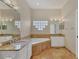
[33,20,48,31]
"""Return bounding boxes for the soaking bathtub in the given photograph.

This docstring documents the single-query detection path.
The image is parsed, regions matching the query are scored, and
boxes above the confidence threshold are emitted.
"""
[31,38,50,44]
[31,38,50,55]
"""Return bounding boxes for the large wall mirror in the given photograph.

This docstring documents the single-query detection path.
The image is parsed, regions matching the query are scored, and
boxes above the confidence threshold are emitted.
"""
[50,20,64,34]
[0,0,21,43]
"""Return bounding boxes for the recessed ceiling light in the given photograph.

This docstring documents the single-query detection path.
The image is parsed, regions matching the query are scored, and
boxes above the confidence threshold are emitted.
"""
[36,2,39,6]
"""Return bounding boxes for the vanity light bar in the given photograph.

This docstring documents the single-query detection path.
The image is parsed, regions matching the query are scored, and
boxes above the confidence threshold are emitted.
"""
[0,19,13,21]
[50,18,65,22]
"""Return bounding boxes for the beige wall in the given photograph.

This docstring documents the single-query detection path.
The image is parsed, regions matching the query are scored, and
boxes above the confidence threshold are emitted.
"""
[31,9,62,34]
[32,9,62,19]
[62,0,78,57]
[15,0,31,37]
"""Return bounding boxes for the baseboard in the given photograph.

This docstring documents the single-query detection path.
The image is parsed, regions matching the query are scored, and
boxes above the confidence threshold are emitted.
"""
[65,47,76,57]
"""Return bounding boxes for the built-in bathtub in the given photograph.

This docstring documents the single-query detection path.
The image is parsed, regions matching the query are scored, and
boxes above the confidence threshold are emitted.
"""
[31,38,50,44]
[31,38,50,56]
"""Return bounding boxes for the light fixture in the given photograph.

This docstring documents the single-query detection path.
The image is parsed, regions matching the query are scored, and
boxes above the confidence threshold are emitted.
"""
[0,16,13,22]
[60,16,65,22]
[54,18,57,21]
[36,2,40,6]
[50,17,64,23]
[0,43,2,46]
[9,18,13,21]
[50,18,53,21]
[62,19,65,22]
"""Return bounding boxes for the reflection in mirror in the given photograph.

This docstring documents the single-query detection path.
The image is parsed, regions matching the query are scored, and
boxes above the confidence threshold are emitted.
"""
[50,20,64,34]
[0,9,20,34]
[0,0,21,43]
[59,22,64,30]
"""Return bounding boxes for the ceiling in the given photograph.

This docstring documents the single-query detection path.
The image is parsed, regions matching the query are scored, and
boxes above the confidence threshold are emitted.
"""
[26,0,69,9]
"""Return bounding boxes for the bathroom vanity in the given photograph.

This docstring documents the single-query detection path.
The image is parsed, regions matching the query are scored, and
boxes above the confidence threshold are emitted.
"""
[51,34,65,47]
[0,39,32,59]
[0,1,32,59]
[32,38,51,56]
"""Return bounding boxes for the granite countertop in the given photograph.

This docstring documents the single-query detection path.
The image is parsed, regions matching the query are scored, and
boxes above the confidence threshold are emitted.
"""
[0,39,31,51]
